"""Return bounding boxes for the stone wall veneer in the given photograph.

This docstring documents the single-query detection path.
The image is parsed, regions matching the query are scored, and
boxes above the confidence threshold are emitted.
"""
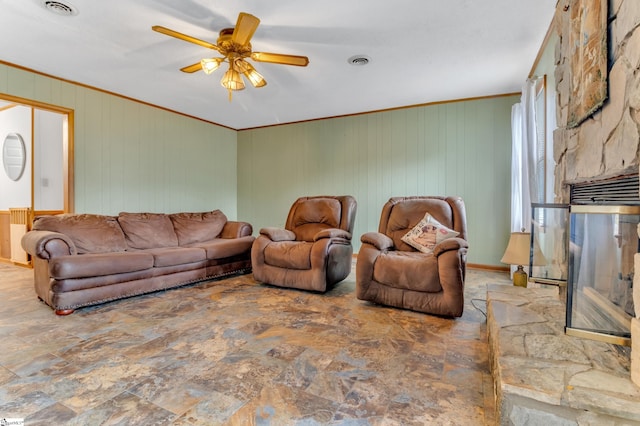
[554,0,640,388]
[554,0,640,199]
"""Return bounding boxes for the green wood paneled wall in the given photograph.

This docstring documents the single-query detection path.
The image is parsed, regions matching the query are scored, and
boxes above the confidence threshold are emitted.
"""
[0,63,238,217]
[0,62,516,266]
[238,96,517,266]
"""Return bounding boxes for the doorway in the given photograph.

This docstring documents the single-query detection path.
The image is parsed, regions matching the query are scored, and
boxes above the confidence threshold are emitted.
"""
[0,93,73,264]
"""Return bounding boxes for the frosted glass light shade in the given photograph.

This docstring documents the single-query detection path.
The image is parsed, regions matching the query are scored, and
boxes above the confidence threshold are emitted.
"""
[220,68,245,91]
[240,62,266,87]
[201,58,223,74]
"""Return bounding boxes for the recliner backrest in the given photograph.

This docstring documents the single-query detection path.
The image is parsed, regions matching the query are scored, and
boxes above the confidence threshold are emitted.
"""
[379,196,467,251]
[285,195,357,242]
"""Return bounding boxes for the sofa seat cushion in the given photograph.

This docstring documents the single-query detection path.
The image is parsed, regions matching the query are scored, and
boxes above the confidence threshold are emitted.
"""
[52,261,207,294]
[142,247,206,267]
[188,236,255,260]
[33,214,126,254]
[264,241,312,270]
[169,210,227,246]
[373,251,442,293]
[50,252,154,280]
[118,212,178,249]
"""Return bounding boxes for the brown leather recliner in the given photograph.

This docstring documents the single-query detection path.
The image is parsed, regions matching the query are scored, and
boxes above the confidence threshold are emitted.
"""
[356,196,468,317]
[251,195,357,292]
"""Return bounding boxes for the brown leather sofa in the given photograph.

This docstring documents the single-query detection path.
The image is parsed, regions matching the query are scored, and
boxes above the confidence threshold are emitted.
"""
[21,210,254,315]
[251,195,357,292]
[356,196,468,317]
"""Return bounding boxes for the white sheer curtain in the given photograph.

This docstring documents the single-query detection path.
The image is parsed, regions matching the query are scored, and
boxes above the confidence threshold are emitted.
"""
[510,78,540,234]
[508,79,541,277]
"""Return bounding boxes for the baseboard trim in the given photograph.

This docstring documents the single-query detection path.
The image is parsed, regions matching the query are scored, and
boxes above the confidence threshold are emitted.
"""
[468,263,509,272]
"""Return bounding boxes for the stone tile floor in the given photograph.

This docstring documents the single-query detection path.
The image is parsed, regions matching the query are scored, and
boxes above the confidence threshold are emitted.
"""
[0,262,511,425]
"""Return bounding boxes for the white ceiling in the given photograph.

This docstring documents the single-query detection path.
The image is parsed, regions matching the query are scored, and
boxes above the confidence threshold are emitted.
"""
[1,0,556,130]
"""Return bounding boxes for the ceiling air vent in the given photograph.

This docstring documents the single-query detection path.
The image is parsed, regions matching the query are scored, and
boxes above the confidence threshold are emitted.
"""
[348,55,371,66]
[42,0,78,16]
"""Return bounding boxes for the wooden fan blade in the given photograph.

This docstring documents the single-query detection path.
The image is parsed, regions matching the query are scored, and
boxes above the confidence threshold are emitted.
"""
[152,25,219,51]
[232,12,260,46]
[180,62,203,73]
[251,52,309,67]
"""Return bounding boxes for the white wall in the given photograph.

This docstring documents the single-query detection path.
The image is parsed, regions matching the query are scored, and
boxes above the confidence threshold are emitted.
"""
[33,109,64,210]
[0,105,31,210]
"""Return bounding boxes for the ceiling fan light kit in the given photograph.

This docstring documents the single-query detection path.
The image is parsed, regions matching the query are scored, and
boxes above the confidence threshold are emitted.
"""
[153,12,309,102]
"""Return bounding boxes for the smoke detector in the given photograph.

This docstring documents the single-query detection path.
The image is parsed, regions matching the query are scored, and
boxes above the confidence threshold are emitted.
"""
[41,0,78,16]
[348,55,371,66]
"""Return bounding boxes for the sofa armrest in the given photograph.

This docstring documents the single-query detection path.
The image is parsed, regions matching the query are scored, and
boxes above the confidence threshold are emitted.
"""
[433,237,469,257]
[220,221,253,239]
[259,227,296,242]
[360,232,394,251]
[21,230,77,260]
[314,229,351,241]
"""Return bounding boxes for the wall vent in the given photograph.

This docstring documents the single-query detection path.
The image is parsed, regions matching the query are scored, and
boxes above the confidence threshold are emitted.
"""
[570,173,640,205]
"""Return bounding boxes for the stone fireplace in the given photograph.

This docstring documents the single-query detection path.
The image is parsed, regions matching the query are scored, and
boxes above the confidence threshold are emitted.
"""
[554,0,640,387]
[486,2,640,423]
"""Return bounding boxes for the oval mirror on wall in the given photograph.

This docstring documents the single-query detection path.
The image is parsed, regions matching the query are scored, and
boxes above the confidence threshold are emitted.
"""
[2,132,27,181]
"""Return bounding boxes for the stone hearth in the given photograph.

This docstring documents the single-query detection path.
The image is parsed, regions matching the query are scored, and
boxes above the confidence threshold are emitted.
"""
[487,284,640,425]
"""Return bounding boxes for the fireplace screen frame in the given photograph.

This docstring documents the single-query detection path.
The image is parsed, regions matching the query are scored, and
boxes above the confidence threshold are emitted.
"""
[565,205,639,346]
[529,203,570,286]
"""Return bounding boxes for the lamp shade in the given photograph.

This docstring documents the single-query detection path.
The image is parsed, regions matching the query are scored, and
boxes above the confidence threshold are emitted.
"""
[500,232,531,266]
[501,231,547,267]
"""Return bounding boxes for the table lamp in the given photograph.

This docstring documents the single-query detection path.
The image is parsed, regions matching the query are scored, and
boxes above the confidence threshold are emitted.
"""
[501,231,532,287]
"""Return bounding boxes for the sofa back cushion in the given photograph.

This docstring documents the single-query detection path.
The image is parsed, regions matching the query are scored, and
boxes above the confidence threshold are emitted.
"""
[169,210,227,246]
[32,214,127,254]
[118,212,178,249]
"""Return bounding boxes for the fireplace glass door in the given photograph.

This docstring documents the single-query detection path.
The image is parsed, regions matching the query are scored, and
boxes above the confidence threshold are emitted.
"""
[530,203,569,286]
[566,205,639,346]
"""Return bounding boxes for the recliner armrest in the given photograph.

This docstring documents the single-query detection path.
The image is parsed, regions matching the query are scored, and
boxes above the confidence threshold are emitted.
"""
[433,237,469,257]
[314,228,351,241]
[259,227,296,242]
[360,232,394,251]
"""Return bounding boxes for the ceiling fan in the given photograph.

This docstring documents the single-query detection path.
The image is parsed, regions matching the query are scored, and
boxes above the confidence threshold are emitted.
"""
[152,12,309,100]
